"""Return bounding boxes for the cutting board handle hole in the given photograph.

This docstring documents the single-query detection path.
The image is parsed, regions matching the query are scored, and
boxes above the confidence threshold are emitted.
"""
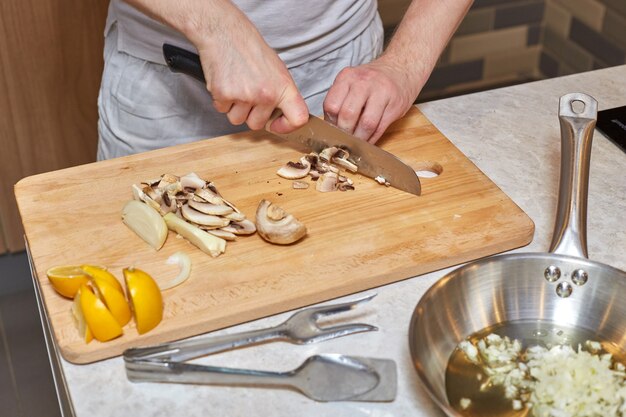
[414,161,443,179]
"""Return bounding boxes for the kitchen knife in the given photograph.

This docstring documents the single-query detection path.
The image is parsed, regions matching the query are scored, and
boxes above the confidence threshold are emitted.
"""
[162,43,421,196]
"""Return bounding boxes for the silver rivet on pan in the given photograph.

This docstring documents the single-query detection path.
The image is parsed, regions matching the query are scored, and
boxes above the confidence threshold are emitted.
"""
[571,269,588,286]
[544,265,561,282]
[556,281,573,298]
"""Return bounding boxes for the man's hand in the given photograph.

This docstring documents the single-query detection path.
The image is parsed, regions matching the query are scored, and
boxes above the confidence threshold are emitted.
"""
[123,0,308,133]
[323,0,473,144]
[323,59,419,144]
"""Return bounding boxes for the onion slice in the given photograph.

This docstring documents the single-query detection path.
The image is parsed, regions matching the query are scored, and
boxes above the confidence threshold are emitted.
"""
[161,251,192,290]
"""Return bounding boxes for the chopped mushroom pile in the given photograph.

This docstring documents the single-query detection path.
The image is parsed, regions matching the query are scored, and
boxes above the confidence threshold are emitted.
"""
[276,146,358,192]
[132,173,256,243]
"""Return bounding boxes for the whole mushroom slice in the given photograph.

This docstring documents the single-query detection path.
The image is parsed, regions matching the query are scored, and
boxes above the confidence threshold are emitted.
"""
[181,204,231,227]
[255,200,307,245]
[276,160,311,180]
[188,199,234,216]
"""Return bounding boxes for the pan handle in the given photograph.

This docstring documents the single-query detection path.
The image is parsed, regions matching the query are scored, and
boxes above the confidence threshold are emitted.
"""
[549,93,598,258]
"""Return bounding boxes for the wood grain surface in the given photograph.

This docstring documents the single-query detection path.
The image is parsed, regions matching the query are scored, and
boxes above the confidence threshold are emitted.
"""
[14,107,534,364]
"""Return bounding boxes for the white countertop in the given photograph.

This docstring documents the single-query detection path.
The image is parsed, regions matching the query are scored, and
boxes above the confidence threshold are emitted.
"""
[59,65,626,417]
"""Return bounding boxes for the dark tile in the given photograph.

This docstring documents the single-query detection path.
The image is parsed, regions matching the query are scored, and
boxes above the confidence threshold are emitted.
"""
[494,1,545,29]
[0,291,61,417]
[569,17,626,66]
[527,23,542,45]
[603,0,626,18]
[0,252,32,296]
[593,60,609,70]
[422,59,484,92]
[539,51,560,78]
[543,27,594,73]
[602,11,626,52]
[472,0,519,9]
[455,8,494,36]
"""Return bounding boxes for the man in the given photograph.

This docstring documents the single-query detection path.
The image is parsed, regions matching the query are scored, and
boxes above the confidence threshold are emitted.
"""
[98,0,472,160]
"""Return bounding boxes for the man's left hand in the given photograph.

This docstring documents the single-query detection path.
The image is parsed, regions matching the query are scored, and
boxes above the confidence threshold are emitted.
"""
[323,59,421,144]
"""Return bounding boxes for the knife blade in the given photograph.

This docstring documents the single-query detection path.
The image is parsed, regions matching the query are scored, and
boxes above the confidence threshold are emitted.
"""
[162,43,421,196]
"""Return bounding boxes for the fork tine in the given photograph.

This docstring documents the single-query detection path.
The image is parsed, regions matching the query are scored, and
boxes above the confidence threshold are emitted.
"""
[307,293,377,318]
[310,323,379,344]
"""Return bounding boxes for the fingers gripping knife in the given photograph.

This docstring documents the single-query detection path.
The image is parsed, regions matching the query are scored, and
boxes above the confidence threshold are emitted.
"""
[162,43,422,196]
[123,294,397,402]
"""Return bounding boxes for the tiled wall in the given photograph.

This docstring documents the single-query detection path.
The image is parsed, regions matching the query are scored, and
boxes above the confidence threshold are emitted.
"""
[378,0,626,100]
[542,0,626,77]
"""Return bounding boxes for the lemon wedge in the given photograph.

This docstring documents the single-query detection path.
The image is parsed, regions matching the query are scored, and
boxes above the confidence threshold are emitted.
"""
[91,277,132,327]
[123,267,163,334]
[71,290,93,343]
[78,284,123,342]
[46,265,90,298]
[80,265,124,293]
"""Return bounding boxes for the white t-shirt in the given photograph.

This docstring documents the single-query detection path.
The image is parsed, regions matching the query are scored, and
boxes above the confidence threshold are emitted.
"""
[106,0,378,68]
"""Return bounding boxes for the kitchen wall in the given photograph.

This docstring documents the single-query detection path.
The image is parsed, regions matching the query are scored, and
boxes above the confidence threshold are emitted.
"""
[0,0,109,253]
[378,0,626,100]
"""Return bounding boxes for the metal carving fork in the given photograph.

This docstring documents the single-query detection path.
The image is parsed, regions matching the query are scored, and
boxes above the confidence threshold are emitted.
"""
[123,294,397,402]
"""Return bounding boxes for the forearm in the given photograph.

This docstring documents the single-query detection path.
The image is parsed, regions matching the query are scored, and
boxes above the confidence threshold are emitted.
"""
[121,0,256,50]
[380,0,473,98]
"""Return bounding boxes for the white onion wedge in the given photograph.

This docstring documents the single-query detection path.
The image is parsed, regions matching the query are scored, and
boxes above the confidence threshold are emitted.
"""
[160,251,192,290]
[163,213,226,257]
[122,200,168,250]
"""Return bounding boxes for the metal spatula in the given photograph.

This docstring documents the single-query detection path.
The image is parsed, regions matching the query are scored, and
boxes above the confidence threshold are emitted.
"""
[126,353,397,402]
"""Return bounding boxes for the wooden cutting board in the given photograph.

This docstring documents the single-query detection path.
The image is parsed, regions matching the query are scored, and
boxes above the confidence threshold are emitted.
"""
[15,107,534,364]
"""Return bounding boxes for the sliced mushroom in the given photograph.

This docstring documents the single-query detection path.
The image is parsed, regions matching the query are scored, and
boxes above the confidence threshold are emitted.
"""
[292,181,309,189]
[180,172,206,190]
[132,184,161,212]
[331,156,358,173]
[188,199,234,216]
[255,200,307,245]
[194,187,224,205]
[224,211,246,222]
[181,204,231,227]
[222,219,257,235]
[316,172,338,192]
[319,146,339,162]
[276,160,311,179]
[337,183,355,192]
[157,173,179,189]
[206,229,238,241]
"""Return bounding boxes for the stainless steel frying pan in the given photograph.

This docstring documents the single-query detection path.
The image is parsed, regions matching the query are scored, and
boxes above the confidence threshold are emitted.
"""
[408,92,626,416]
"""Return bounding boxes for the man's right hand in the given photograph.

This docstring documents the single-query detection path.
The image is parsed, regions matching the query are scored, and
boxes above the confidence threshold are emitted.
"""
[124,0,309,132]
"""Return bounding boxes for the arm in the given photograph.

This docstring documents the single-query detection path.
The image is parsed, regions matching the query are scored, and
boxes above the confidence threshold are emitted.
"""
[323,0,473,143]
[122,0,308,133]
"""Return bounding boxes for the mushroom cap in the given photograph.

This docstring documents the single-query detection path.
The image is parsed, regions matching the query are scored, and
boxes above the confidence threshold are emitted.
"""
[255,200,307,245]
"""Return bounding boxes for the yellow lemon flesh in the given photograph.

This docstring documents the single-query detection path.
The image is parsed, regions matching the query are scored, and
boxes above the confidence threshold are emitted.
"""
[71,290,93,343]
[46,265,90,298]
[123,267,163,334]
[91,277,132,327]
[78,284,123,342]
[81,264,124,293]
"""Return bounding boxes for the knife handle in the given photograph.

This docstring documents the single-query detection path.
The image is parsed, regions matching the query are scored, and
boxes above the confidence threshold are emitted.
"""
[163,44,286,133]
[162,44,206,83]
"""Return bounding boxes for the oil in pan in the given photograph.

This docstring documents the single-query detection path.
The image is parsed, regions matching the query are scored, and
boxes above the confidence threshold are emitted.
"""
[445,319,626,417]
